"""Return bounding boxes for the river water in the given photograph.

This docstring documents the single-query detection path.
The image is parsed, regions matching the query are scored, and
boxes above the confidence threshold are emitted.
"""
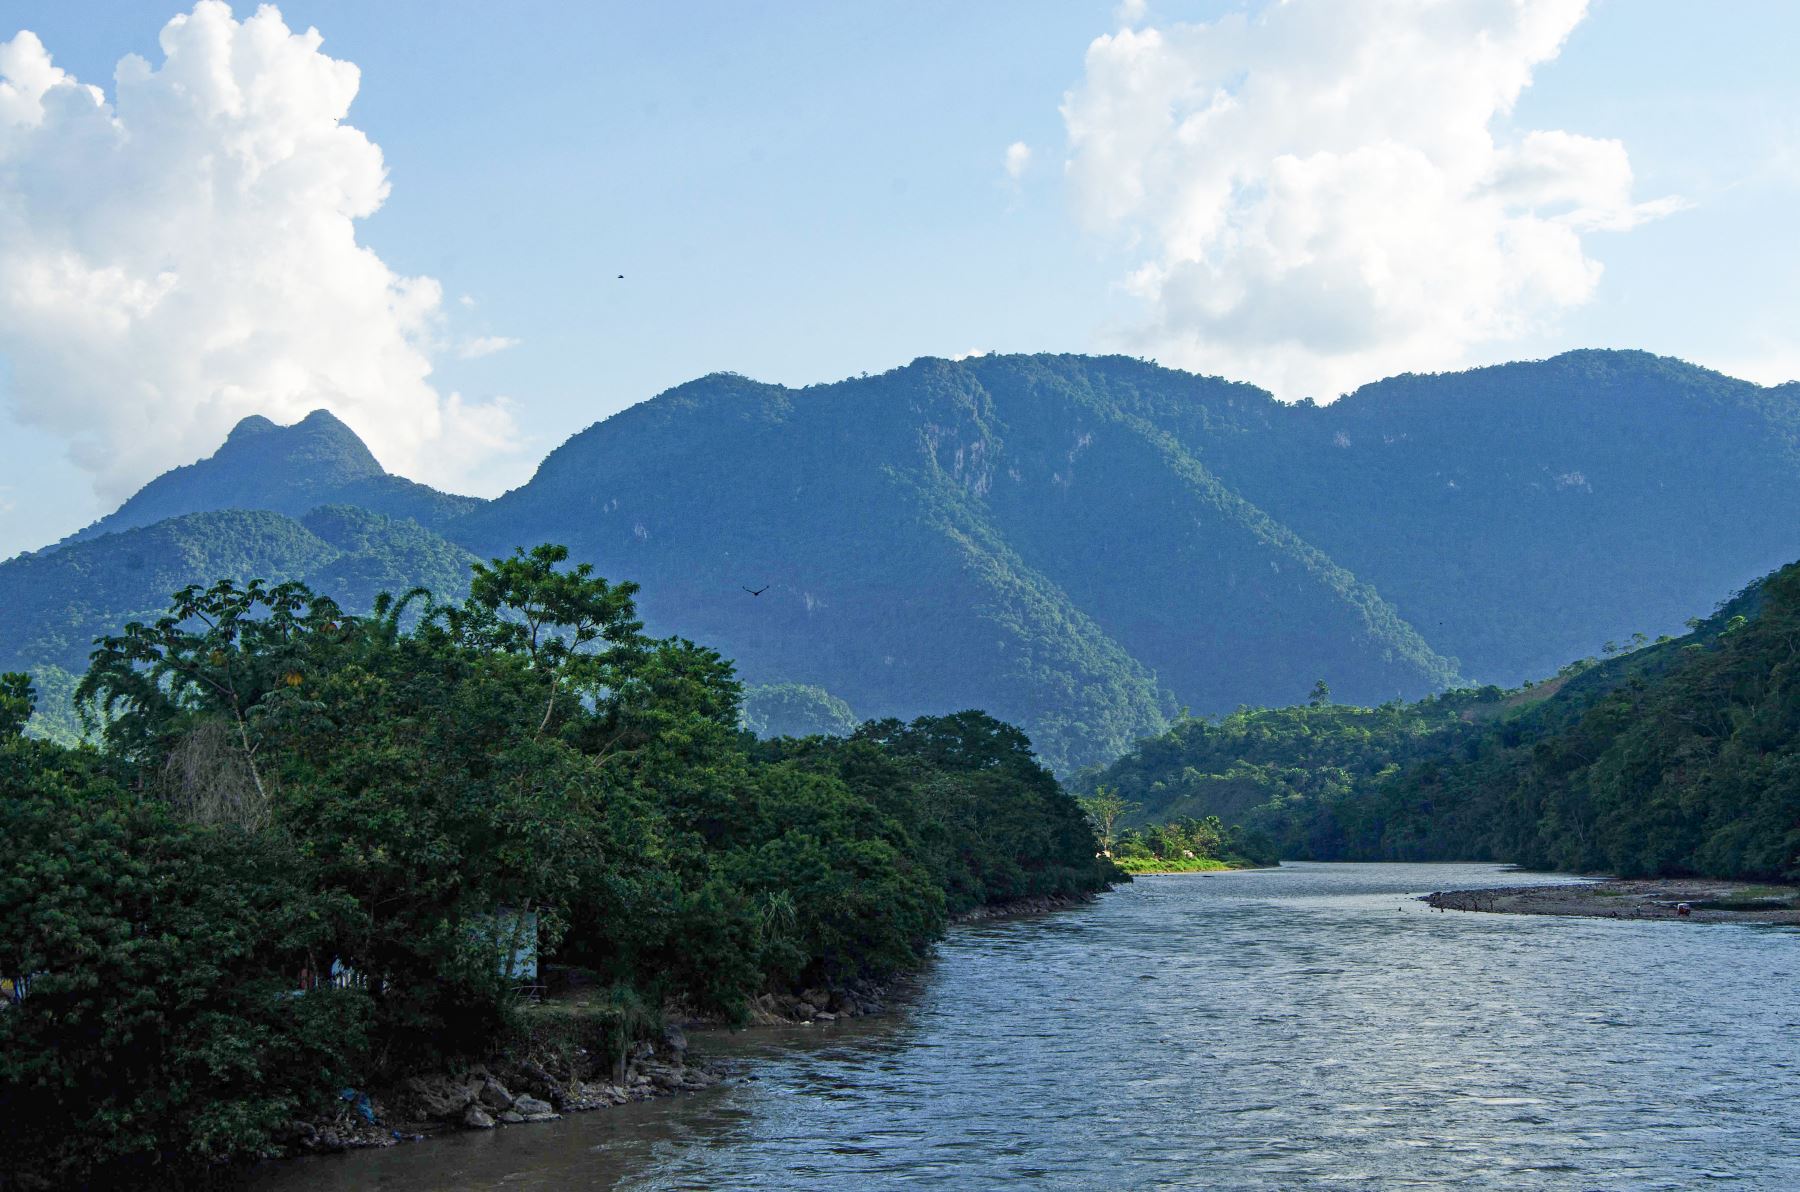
[255,863,1800,1190]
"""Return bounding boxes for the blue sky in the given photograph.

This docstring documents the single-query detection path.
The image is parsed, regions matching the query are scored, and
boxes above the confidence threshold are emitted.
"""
[1,0,1797,558]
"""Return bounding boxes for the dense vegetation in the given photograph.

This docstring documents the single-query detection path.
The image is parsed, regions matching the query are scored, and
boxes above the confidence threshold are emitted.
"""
[1083,563,1800,881]
[15,352,1800,772]
[0,547,1111,1185]
[740,682,859,738]
[0,505,476,698]
[1078,789,1278,874]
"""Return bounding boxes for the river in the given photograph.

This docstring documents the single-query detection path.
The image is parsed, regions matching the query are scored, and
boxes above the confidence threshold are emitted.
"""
[254,863,1800,1190]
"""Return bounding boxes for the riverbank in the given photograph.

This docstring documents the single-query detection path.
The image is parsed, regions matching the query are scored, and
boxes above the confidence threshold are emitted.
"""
[247,864,1800,1191]
[282,1015,721,1159]
[275,890,1106,1164]
[1424,877,1800,924]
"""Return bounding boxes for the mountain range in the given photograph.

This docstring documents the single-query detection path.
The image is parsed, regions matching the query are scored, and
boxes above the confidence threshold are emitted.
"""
[7,349,1799,772]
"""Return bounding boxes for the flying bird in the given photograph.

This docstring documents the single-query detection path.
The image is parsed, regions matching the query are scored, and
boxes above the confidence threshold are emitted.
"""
[743,585,769,597]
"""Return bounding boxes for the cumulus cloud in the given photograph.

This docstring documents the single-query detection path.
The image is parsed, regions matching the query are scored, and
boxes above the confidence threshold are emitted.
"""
[1003,140,1032,182]
[0,2,521,499]
[1061,0,1679,400]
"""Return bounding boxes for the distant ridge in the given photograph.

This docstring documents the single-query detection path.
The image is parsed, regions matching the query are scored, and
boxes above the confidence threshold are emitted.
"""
[12,349,1800,772]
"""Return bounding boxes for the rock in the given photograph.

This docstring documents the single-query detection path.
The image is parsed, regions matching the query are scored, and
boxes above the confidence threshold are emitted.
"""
[499,1110,525,1124]
[402,1074,481,1120]
[663,1022,689,1056]
[462,1104,496,1130]
[815,1011,837,1021]
[513,1094,555,1118]
[793,1001,817,1020]
[478,1078,515,1112]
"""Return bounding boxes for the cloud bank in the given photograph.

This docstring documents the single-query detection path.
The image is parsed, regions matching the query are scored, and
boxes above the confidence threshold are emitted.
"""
[0,2,520,500]
[1062,0,1679,400]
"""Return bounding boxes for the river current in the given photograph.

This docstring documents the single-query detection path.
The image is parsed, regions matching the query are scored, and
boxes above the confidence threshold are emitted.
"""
[255,862,1800,1190]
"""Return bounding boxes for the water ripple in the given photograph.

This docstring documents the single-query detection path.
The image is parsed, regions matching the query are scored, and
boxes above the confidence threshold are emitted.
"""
[254,863,1800,1191]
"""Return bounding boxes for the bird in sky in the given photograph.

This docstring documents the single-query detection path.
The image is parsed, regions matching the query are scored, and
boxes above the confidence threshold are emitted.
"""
[743,585,769,597]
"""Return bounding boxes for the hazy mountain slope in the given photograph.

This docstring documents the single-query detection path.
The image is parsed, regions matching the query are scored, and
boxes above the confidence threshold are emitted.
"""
[451,370,1175,772]
[1220,352,1800,683]
[1083,561,1798,881]
[956,355,1459,707]
[55,410,477,547]
[1,506,477,701]
[15,348,1800,771]
[451,360,1458,770]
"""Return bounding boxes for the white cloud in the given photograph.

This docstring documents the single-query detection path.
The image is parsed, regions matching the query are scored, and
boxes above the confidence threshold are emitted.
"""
[458,335,521,359]
[0,3,522,500]
[1004,140,1032,182]
[1061,0,1678,401]
[1115,0,1149,27]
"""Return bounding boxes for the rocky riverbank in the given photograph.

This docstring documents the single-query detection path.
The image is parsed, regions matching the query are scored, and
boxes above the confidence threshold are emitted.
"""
[950,891,1098,923]
[281,1023,720,1158]
[1424,877,1800,924]
[275,892,1105,1161]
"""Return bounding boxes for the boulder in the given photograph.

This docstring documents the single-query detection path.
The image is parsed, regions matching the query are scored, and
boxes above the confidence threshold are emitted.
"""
[499,1110,525,1124]
[513,1094,557,1121]
[478,1078,515,1112]
[662,1022,689,1056]
[462,1105,496,1130]
[402,1074,481,1120]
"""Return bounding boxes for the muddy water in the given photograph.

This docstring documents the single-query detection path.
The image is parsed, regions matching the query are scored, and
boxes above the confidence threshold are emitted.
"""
[253,863,1800,1190]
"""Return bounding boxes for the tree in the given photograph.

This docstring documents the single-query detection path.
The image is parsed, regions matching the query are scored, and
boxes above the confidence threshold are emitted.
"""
[76,578,346,800]
[1309,679,1332,706]
[0,672,32,737]
[442,544,645,735]
[1078,785,1134,851]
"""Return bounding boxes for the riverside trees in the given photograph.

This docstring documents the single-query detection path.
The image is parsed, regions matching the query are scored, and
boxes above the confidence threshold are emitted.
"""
[0,547,1113,1184]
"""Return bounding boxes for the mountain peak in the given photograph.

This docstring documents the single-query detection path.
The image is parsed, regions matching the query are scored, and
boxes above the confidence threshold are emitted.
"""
[55,408,476,548]
[226,413,279,442]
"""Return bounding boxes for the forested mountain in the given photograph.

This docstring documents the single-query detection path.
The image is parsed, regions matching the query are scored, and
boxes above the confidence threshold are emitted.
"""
[58,409,477,545]
[9,349,1800,772]
[0,506,476,740]
[1083,564,1799,880]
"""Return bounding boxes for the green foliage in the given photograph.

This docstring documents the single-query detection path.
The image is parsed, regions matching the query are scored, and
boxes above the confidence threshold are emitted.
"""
[741,682,860,738]
[0,547,1113,1182]
[0,672,31,737]
[1086,563,1800,880]
[0,506,478,741]
[1077,785,1133,850]
[1110,814,1275,873]
[0,738,367,1183]
[20,350,1800,774]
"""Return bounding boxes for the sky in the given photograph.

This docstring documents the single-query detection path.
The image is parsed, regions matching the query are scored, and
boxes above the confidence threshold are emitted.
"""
[1,0,1797,558]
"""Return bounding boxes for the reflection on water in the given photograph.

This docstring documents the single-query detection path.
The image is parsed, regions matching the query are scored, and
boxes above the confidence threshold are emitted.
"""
[253,863,1800,1190]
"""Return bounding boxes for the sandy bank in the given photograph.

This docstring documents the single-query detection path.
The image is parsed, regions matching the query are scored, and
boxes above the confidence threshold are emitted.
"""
[1424,877,1800,925]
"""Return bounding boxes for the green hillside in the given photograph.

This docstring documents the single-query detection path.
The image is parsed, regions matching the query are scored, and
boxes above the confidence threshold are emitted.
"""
[454,358,1460,770]
[12,350,1800,772]
[1081,564,1798,880]
[1,506,477,738]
